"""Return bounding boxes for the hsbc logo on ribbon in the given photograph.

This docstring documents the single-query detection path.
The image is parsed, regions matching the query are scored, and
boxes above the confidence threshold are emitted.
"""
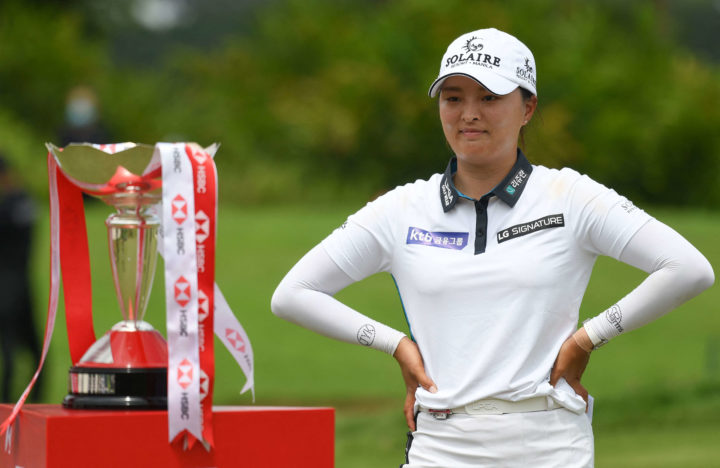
[196,210,209,273]
[226,328,246,352]
[192,150,208,164]
[199,369,209,401]
[177,358,194,389]
[198,289,209,322]
[174,276,191,307]
[191,148,209,194]
[195,210,209,244]
[171,195,188,225]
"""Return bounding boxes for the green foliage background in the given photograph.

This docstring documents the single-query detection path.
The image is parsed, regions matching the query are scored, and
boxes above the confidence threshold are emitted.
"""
[1,0,719,206]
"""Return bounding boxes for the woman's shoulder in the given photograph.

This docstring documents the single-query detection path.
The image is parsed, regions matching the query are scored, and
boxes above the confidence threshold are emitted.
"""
[346,172,442,230]
[529,164,617,208]
[531,164,607,190]
[531,164,584,181]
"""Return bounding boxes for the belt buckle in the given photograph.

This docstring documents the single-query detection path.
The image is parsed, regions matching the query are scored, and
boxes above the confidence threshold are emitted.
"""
[428,409,452,420]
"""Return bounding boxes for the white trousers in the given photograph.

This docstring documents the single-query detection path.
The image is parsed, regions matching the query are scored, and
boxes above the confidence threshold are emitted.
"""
[403,408,594,467]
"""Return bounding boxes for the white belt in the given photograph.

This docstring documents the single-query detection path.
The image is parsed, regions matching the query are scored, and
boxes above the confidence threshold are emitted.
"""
[419,396,557,420]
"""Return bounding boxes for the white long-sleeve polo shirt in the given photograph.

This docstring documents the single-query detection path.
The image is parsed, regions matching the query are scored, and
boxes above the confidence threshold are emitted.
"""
[272,150,714,413]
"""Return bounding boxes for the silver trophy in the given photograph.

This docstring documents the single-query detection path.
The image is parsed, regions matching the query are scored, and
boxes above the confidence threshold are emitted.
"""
[48,142,168,409]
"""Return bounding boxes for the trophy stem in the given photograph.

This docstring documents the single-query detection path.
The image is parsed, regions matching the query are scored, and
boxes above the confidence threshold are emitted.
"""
[107,204,159,324]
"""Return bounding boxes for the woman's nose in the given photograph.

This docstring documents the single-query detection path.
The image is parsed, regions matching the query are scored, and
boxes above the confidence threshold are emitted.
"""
[461,104,481,122]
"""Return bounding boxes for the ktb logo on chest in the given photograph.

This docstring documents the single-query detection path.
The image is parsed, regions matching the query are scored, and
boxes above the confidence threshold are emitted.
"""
[406,227,469,250]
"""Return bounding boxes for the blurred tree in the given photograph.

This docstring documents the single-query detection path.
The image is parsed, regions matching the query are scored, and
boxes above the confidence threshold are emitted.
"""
[157,0,720,206]
[0,2,108,137]
[0,0,718,207]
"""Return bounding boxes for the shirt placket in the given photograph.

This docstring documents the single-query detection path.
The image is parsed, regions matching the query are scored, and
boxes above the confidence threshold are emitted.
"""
[474,195,491,255]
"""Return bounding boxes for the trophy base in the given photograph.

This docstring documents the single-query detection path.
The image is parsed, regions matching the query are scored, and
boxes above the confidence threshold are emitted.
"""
[63,366,167,410]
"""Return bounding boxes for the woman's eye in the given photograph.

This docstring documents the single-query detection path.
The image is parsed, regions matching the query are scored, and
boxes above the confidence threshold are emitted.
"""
[445,96,460,102]
[482,95,497,102]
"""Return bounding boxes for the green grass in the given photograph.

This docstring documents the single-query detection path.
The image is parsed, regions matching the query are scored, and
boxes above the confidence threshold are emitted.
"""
[7,202,720,467]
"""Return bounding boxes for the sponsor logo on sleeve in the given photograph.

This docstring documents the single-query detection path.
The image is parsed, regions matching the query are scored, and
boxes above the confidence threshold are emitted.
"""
[496,214,565,243]
[406,227,469,250]
[357,324,376,346]
[605,305,624,333]
[620,199,638,214]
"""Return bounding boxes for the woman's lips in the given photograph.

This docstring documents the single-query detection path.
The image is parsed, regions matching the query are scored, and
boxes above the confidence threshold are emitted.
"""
[460,128,487,137]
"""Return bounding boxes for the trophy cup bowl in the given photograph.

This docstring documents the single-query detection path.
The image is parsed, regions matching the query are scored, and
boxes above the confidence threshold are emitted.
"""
[49,143,169,409]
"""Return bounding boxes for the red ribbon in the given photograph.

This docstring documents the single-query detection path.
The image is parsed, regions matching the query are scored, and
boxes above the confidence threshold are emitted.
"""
[56,166,97,363]
[186,143,217,448]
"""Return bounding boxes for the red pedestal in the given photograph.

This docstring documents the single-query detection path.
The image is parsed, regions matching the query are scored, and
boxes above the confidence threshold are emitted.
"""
[0,404,334,468]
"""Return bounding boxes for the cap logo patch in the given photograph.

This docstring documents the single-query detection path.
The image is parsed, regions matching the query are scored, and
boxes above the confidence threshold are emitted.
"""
[524,58,533,74]
[516,57,536,88]
[445,35,500,70]
[462,37,484,53]
[445,52,501,70]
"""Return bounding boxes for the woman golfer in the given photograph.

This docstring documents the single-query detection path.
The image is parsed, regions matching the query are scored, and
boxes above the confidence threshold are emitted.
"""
[271,28,714,467]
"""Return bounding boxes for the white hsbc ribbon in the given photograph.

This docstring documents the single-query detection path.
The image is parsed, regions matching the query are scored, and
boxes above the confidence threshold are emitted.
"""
[159,143,202,444]
[157,143,255,448]
[215,285,254,399]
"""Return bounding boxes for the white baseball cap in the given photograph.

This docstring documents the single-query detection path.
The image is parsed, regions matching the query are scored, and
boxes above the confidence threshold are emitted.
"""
[428,28,537,97]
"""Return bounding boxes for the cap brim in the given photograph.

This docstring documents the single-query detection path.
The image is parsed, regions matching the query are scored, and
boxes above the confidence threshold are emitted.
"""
[428,70,518,98]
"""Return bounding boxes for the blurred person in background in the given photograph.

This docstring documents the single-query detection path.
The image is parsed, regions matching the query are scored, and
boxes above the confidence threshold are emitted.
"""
[58,85,109,146]
[271,28,714,467]
[0,153,42,402]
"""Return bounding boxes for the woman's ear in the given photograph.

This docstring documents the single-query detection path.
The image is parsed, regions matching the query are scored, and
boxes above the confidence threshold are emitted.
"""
[523,94,538,125]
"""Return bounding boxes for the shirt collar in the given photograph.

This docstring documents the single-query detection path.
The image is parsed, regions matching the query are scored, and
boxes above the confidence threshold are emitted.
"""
[439,149,533,212]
